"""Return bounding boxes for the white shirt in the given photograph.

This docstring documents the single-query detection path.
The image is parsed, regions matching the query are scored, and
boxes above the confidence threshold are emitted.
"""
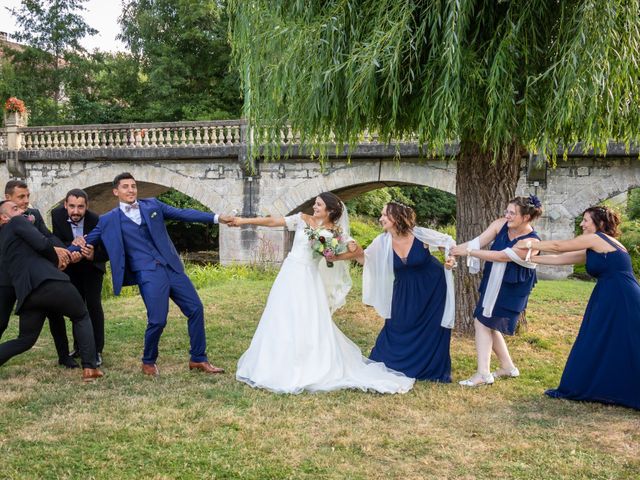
[67,217,85,239]
[120,201,141,225]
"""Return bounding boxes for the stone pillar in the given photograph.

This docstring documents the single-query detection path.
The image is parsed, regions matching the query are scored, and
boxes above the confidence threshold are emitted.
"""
[219,224,289,266]
[3,110,27,177]
[531,207,575,279]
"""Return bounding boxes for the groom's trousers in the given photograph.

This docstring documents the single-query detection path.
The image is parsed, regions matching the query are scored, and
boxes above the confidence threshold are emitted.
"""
[136,265,207,364]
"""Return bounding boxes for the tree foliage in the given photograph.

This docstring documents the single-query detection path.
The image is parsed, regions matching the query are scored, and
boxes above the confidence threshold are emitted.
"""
[157,189,218,252]
[1,0,242,125]
[118,0,242,121]
[627,188,640,221]
[229,1,639,156]
[229,0,640,332]
[1,0,98,123]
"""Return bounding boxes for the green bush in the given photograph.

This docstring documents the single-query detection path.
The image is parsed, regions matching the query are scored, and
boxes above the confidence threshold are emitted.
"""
[349,215,383,249]
[620,219,640,277]
[157,189,218,252]
[345,187,412,218]
[627,188,640,220]
[101,262,278,300]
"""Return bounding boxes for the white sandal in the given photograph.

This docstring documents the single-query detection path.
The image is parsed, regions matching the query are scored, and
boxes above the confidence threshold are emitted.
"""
[458,373,495,387]
[492,367,520,379]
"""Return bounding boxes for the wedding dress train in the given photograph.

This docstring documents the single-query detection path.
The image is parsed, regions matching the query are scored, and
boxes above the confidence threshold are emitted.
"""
[236,213,414,394]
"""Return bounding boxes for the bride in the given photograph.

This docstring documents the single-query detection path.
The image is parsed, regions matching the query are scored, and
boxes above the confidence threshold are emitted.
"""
[229,192,414,394]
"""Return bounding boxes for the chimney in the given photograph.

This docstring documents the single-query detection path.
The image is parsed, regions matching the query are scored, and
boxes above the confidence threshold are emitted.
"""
[0,32,8,41]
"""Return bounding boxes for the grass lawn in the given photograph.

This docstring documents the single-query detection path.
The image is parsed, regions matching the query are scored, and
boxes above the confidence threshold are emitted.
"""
[0,272,638,479]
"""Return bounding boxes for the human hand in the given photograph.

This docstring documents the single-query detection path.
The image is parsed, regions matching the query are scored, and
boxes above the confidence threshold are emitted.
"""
[227,216,246,227]
[81,244,95,261]
[218,214,233,225]
[55,247,71,270]
[514,239,539,250]
[444,256,457,270]
[347,241,359,253]
[450,245,467,257]
[70,251,83,263]
[71,236,86,247]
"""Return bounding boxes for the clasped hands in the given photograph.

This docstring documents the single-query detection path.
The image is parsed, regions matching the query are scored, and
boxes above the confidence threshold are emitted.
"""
[55,236,96,270]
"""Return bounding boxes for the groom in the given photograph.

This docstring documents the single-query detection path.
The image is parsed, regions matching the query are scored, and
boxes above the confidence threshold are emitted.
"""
[70,172,230,376]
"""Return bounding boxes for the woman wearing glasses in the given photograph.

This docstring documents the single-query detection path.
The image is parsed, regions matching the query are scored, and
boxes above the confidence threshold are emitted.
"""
[450,196,543,386]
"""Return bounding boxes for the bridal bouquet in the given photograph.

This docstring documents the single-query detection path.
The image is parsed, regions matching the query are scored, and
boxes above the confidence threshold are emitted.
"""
[304,225,348,267]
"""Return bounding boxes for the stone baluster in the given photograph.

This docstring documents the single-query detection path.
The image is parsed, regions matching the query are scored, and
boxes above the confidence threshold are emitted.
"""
[202,126,210,145]
[194,126,202,145]
[187,127,195,145]
[179,127,186,145]
[149,128,157,147]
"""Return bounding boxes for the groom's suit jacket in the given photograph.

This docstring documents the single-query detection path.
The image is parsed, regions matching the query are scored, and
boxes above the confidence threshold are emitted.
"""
[71,198,215,296]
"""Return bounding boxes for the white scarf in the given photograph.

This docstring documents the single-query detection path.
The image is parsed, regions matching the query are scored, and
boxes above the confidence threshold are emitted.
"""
[362,227,456,329]
[466,235,536,317]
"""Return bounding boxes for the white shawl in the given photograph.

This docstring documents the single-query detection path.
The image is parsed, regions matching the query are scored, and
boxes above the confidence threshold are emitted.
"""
[466,235,537,317]
[362,227,456,329]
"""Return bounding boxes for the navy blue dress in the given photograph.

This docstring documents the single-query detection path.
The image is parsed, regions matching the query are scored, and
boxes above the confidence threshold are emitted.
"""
[369,237,451,382]
[546,232,640,410]
[474,223,539,335]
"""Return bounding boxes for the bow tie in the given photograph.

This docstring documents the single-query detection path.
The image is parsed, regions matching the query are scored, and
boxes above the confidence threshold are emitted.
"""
[125,203,139,212]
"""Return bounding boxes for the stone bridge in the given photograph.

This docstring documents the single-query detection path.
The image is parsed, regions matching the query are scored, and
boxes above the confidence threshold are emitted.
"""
[1,115,639,278]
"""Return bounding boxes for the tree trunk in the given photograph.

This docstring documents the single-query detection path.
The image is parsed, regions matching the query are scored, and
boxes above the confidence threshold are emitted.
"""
[454,141,522,335]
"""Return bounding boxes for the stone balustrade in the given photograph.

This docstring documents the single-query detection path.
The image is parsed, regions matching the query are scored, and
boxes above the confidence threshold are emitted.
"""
[17,120,245,150]
[0,119,410,153]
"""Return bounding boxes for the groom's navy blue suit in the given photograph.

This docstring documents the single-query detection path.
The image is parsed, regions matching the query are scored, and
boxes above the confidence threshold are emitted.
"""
[71,198,216,364]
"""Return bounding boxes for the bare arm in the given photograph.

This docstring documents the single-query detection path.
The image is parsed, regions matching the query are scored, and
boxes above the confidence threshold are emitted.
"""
[231,216,286,228]
[332,241,364,263]
[532,250,587,266]
[450,218,506,256]
[515,234,598,254]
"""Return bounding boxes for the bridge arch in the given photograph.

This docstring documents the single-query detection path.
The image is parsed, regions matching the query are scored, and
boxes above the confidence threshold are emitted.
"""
[28,163,229,217]
[258,159,456,217]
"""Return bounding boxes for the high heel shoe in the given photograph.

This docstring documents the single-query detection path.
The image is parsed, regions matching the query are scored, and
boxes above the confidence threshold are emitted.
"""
[492,367,520,379]
[458,373,495,387]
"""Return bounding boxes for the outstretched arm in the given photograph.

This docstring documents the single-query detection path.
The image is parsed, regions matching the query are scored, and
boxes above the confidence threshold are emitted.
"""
[515,234,598,254]
[331,241,363,263]
[450,218,506,256]
[229,216,286,228]
[532,250,586,266]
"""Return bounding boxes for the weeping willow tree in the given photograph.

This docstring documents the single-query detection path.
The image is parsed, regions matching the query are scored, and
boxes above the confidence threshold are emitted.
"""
[229,0,640,332]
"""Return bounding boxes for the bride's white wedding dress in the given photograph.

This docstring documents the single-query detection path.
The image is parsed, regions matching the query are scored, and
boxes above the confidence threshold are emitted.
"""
[236,213,415,394]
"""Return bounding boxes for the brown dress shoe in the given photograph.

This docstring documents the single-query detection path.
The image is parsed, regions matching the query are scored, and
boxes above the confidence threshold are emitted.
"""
[82,368,104,382]
[189,361,224,374]
[142,363,159,376]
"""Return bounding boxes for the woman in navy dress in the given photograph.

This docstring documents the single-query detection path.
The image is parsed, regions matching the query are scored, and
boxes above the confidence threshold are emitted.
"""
[516,206,640,410]
[355,202,455,382]
[451,196,543,387]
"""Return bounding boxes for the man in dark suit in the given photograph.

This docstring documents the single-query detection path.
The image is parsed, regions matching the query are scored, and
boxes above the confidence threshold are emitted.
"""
[0,200,103,382]
[51,189,108,366]
[70,172,230,376]
[0,180,76,368]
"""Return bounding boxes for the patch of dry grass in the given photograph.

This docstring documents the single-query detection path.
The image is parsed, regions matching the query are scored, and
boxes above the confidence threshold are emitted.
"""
[0,275,638,479]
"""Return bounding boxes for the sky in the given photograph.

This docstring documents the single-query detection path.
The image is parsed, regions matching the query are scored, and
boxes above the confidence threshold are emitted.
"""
[0,0,127,52]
